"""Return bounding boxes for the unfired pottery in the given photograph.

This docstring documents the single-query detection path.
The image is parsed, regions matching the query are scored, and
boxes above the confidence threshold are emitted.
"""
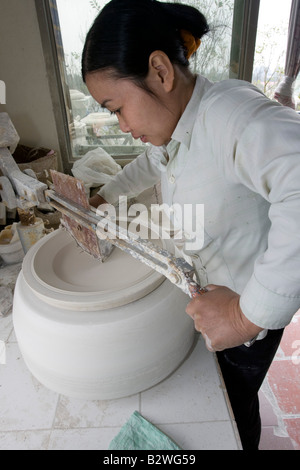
[13,229,195,399]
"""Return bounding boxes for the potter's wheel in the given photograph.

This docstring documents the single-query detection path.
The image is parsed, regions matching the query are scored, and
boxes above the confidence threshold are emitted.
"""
[22,228,165,310]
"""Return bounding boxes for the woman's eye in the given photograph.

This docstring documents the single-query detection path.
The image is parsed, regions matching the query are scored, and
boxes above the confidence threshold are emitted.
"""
[110,109,121,116]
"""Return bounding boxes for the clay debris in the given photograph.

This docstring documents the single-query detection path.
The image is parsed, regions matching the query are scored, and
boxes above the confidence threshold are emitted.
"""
[17,208,36,226]
[0,285,13,316]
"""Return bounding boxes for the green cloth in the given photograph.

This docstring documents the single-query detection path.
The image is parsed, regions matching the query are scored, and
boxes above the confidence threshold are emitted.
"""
[108,411,181,450]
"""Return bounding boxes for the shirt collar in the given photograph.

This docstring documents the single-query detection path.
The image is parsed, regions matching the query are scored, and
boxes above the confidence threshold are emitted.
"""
[171,75,214,149]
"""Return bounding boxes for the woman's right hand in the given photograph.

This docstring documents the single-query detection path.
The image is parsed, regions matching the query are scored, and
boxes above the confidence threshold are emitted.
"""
[89,193,107,208]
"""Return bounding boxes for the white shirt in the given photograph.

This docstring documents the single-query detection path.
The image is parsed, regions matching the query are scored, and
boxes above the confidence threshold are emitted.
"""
[99,75,300,330]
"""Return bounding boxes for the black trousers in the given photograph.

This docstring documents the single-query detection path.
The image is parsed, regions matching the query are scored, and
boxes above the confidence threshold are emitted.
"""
[216,328,284,450]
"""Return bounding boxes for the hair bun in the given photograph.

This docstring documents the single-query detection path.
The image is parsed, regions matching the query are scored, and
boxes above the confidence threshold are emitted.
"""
[180,30,201,59]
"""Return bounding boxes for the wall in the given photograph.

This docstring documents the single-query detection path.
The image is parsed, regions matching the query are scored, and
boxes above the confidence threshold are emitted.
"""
[0,0,62,168]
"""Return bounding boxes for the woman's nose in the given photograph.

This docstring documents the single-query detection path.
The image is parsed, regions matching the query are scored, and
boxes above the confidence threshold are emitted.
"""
[118,115,131,133]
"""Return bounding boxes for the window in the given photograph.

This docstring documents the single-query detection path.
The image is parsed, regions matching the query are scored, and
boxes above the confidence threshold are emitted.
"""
[252,0,294,100]
[37,0,293,171]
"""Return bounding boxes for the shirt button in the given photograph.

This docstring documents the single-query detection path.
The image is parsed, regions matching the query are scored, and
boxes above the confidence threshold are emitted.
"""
[169,174,175,184]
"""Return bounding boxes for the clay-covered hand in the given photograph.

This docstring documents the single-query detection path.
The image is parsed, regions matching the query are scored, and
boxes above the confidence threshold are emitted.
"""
[89,194,107,208]
[185,284,264,352]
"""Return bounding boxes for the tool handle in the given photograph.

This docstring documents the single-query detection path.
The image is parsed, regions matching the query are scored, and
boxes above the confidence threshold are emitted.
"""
[187,280,208,298]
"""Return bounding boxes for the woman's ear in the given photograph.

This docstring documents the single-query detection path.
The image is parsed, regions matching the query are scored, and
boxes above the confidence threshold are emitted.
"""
[147,51,175,93]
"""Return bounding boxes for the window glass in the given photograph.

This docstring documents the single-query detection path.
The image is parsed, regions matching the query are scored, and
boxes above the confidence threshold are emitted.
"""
[176,0,235,81]
[252,0,297,104]
[55,0,143,162]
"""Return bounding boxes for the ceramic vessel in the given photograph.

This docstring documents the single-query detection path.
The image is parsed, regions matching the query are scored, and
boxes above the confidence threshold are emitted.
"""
[13,229,195,400]
[0,238,24,264]
[0,223,24,264]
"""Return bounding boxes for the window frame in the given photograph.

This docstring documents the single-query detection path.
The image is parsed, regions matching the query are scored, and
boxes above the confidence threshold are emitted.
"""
[230,0,260,81]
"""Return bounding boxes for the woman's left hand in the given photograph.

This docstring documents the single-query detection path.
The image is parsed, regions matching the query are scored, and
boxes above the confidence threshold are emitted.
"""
[185,284,264,352]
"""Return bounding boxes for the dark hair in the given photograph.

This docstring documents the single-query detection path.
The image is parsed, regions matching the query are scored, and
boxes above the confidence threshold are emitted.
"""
[82,0,209,83]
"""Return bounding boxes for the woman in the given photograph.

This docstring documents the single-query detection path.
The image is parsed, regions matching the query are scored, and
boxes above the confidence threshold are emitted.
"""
[82,0,300,449]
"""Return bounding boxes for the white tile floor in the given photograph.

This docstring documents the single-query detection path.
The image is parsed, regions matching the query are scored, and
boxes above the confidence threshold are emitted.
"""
[0,282,241,450]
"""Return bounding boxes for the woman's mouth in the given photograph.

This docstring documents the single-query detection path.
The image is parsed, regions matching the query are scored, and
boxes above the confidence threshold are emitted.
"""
[132,134,148,144]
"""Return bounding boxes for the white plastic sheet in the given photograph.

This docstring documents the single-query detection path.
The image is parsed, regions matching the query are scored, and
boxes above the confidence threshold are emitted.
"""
[71,147,122,188]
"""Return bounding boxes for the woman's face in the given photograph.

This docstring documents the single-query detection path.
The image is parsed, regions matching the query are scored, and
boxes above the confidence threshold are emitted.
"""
[85,70,179,146]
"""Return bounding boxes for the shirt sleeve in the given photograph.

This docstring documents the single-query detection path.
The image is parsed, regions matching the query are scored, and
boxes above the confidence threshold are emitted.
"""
[233,100,300,329]
[98,146,163,204]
